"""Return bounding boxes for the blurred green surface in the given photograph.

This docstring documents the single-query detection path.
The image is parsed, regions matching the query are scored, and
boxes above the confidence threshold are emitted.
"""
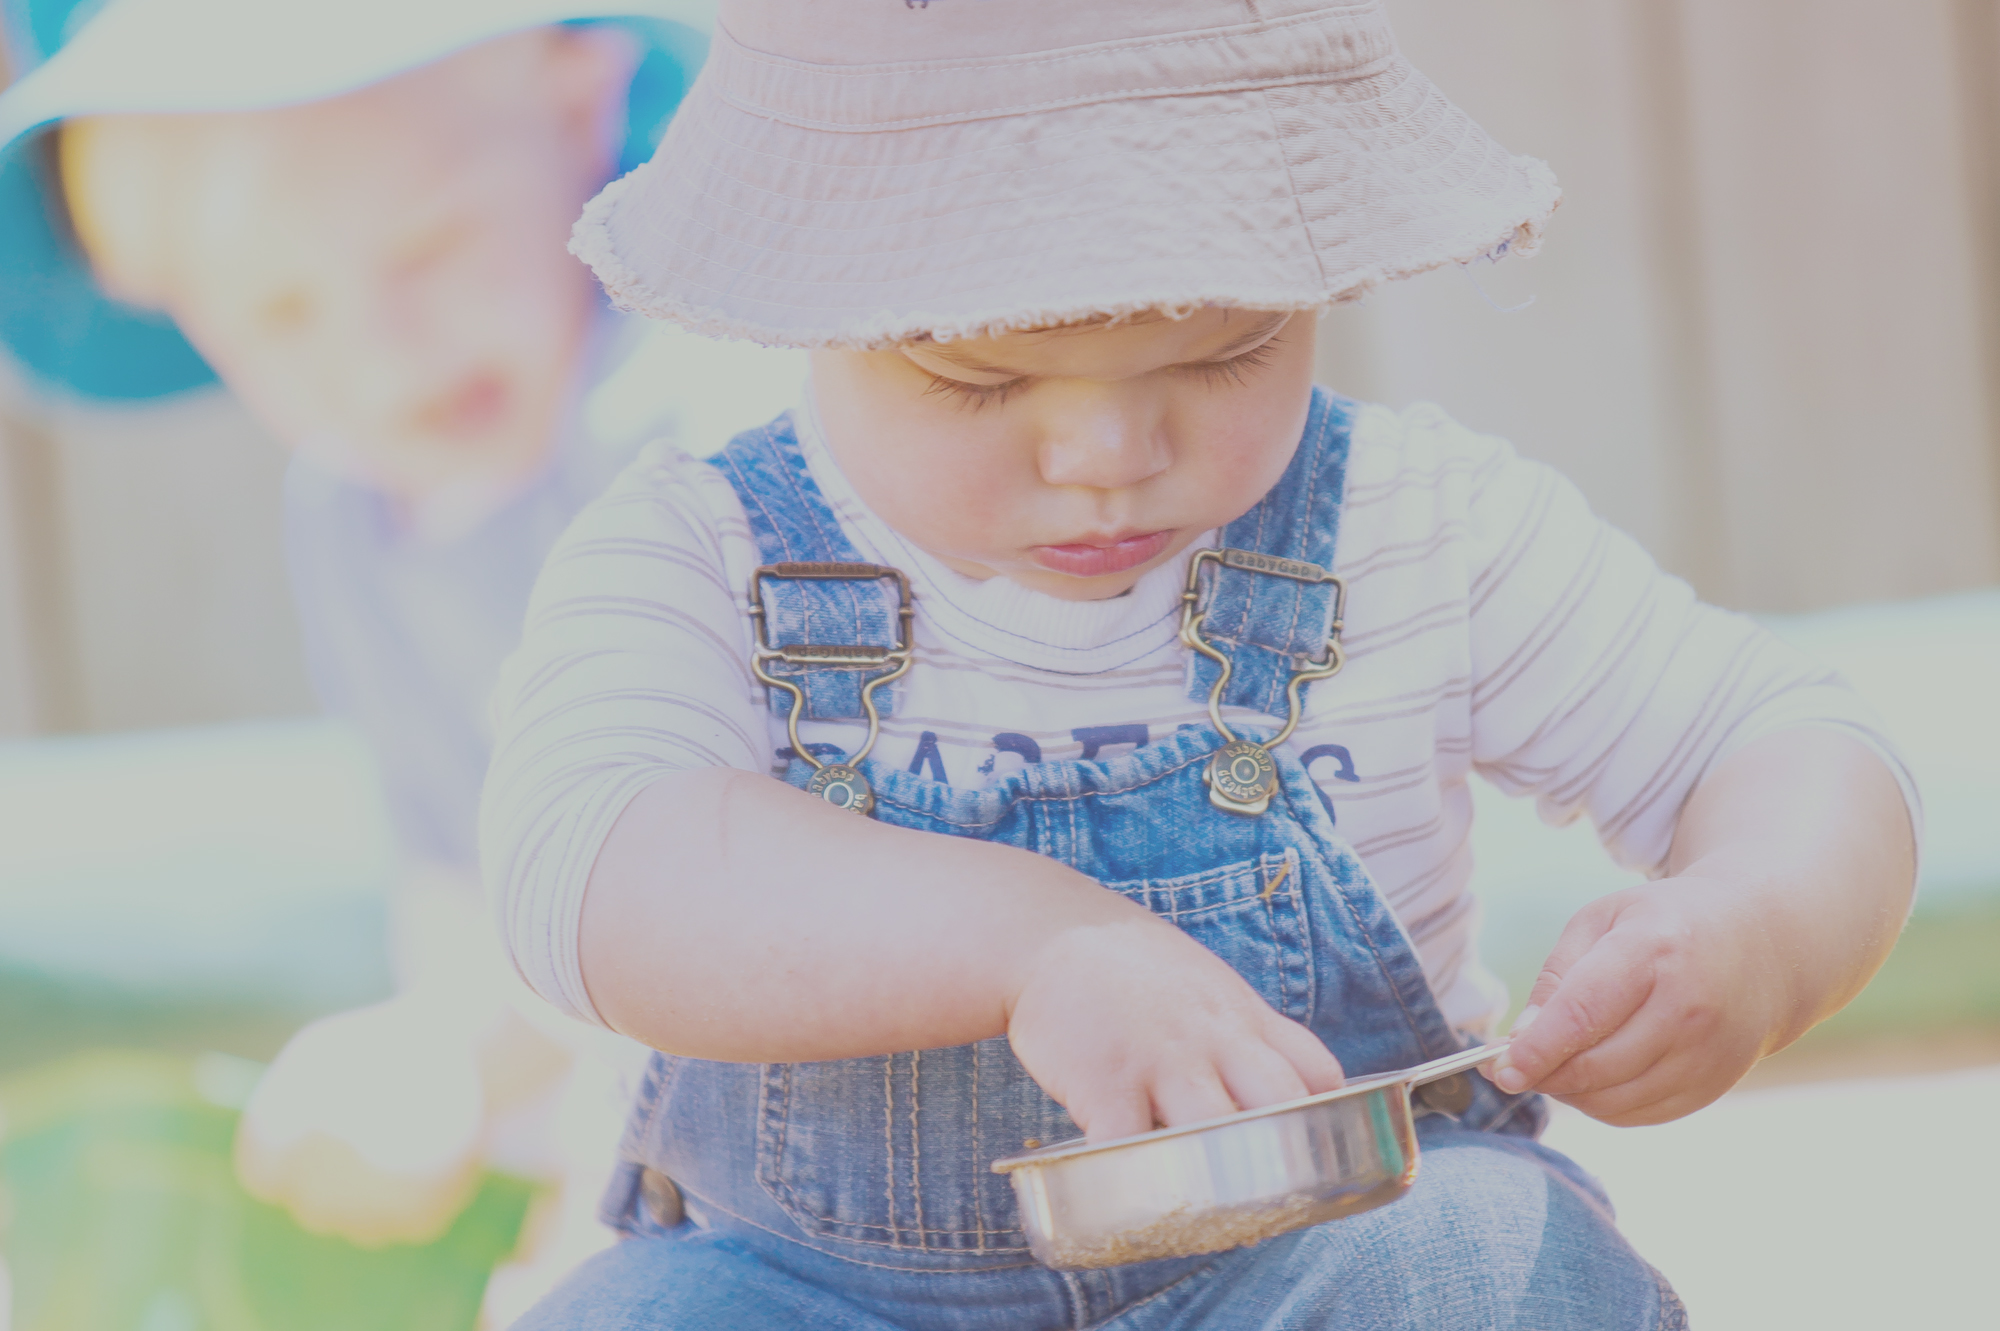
[1784,895,2000,1048]
[0,967,316,1083]
[0,1051,532,1331]
[1491,892,2000,1056]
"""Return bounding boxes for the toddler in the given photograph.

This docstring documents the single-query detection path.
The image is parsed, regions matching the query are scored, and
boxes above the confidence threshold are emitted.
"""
[484,1,1920,1327]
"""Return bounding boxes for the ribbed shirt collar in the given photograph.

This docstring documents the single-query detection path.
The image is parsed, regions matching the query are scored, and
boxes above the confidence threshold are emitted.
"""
[794,388,1199,674]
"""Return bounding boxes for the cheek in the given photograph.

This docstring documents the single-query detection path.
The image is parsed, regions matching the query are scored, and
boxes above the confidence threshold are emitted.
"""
[816,353,1039,549]
[1173,375,1315,512]
[176,315,333,442]
[844,418,1025,546]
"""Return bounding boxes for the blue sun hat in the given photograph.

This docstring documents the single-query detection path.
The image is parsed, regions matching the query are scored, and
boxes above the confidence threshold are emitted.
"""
[0,0,713,402]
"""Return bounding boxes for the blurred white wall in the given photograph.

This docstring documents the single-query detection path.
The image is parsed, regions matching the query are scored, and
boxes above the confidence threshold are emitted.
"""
[1325,0,2000,610]
[0,385,37,736]
[0,383,314,737]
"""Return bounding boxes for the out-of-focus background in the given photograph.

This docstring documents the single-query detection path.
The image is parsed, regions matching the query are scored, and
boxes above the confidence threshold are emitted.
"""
[1,1,1997,1328]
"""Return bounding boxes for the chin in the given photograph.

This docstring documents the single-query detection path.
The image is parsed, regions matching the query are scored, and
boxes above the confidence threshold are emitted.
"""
[1026,568,1148,602]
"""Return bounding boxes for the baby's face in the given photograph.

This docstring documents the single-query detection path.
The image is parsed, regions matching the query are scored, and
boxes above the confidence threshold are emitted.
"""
[62,30,627,507]
[811,310,1317,601]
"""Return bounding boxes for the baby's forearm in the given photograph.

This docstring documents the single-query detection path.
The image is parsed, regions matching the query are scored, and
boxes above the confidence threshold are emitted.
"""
[576,767,1158,1061]
[1665,726,1916,1054]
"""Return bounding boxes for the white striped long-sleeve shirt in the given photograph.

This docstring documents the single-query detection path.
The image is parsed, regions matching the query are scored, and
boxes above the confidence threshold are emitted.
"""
[481,395,1919,1033]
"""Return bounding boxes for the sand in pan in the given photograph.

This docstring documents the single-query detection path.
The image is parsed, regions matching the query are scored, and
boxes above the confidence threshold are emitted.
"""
[1041,1195,1325,1270]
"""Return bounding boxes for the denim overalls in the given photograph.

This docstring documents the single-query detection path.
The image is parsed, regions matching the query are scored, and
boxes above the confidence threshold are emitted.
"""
[523,392,1685,1331]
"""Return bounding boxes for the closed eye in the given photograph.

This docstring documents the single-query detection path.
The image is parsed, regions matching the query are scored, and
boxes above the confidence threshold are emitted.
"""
[917,330,1283,409]
[1173,340,1280,388]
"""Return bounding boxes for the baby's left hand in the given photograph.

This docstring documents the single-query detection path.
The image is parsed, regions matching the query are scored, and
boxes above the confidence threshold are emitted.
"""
[1485,728,1915,1127]
[1482,873,1787,1127]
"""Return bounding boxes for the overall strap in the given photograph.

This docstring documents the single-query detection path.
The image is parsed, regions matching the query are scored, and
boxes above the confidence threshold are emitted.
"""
[708,413,904,722]
[1188,388,1356,720]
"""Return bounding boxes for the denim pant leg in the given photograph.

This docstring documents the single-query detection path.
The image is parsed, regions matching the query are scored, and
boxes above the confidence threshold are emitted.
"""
[511,1231,908,1331]
[1104,1123,1686,1331]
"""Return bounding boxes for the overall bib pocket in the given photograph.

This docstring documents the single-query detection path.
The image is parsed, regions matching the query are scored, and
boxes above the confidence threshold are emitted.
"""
[753,851,1314,1252]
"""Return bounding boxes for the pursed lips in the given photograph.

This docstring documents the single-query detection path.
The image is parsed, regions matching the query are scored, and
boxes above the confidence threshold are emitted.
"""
[1029,530,1174,578]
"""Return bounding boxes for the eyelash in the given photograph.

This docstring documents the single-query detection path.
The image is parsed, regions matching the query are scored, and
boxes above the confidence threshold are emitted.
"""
[921,375,1022,412]
[919,339,1282,411]
[1179,340,1279,387]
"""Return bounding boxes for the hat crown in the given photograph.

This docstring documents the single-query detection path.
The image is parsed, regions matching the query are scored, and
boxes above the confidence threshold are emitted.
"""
[709,0,1398,133]
[719,0,1382,68]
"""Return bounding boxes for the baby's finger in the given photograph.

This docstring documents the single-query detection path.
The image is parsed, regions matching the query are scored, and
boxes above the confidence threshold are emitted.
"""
[1148,1063,1243,1130]
[1487,937,1655,1094]
[1519,895,1622,1011]
[1076,1085,1159,1144]
[1531,1013,1676,1100]
[1482,898,1623,1091]
[1553,1048,1727,1127]
[1215,1042,1312,1114]
[1265,1015,1345,1095]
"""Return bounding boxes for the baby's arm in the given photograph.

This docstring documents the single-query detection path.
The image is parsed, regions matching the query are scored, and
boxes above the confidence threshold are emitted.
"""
[581,768,1343,1140]
[1427,411,1921,1123]
[1486,725,1914,1123]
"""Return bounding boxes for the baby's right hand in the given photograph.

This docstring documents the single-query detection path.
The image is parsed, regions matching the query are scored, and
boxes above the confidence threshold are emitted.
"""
[1006,918,1343,1142]
[235,999,486,1246]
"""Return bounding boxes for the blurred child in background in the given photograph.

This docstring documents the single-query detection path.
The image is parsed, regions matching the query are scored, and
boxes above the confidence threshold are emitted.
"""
[0,0,801,1307]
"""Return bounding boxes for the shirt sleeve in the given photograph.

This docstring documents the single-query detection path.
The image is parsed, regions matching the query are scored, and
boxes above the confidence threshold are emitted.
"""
[480,444,766,1025]
[1455,423,1922,874]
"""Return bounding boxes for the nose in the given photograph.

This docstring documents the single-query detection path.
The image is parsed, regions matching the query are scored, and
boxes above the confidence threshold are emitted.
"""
[1035,398,1171,492]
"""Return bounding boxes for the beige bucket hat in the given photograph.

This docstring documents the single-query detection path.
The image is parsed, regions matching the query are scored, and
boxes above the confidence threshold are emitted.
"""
[571,0,1560,349]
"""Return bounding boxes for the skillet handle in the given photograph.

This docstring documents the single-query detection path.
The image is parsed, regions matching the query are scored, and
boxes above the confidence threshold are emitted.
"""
[1405,1039,1512,1089]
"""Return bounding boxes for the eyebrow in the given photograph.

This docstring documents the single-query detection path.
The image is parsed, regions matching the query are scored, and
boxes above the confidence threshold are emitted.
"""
[917,311,1290,378]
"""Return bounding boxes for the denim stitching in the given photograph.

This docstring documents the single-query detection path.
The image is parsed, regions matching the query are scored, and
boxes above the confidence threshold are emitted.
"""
[1197,391,1346,716]
[665,1184,1045,1271]
[769,426,863,719]
[1064,761,1081,866]
[725,420,902,723]
[1260,849,1311,1022]
[712,439,789,720]
[909,1049,927,1243]
[756,1063,806,1229]
[1277,780,1437,1053]
[1282,393,1327,692]
[1252,426,1285,716]
[882,1054,900,1247]
[637,1054,679,1149]
[970,1039,988,1250]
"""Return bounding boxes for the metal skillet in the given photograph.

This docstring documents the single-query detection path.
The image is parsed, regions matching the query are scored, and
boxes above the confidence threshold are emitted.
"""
[990,1041,1512,1271]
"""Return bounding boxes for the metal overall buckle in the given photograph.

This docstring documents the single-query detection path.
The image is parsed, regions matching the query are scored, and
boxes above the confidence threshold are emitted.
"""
[1179,549,1347,816]
[748,562,915,817]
